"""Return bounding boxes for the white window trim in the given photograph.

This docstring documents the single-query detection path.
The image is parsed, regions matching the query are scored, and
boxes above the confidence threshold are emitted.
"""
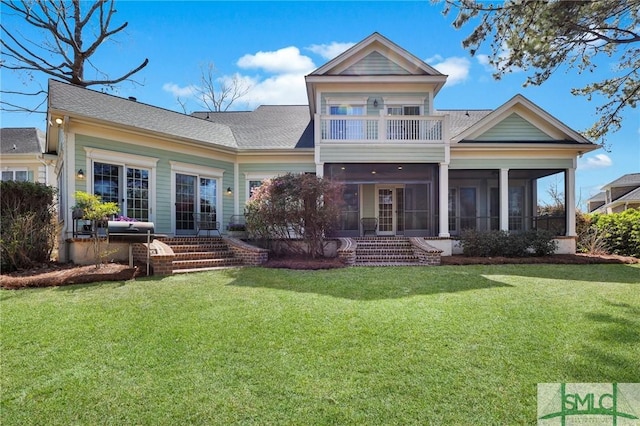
[170,162,225,235]
[1,168,29,181]
[244,172,285,202]
[170,161,225,178]
[325,97,368,105]
[85,147,158,222]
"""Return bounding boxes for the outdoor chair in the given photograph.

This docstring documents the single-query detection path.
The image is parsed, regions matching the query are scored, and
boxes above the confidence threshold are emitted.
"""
[193,213,221,236]
[361,217,378,236]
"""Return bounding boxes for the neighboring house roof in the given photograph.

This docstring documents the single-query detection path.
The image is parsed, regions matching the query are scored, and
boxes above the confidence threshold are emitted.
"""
[587,192,606,203]
[192,106,314,150]
[47,79,237,150]
[1,127,45,154]
[603,173,640,189]
[617,186,640,203]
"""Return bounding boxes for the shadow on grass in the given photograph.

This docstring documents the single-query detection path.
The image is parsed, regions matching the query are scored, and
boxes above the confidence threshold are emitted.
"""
[226,267,513,300]
[566,300,640,383]
[474,263,640,284]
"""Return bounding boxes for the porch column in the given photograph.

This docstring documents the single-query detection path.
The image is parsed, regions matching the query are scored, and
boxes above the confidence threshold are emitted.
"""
[566,167,576,236]
[438,162,450,237]
[500,168,509,231]
[316,162,324,177]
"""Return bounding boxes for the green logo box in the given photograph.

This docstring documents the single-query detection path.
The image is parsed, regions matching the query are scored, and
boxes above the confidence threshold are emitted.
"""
[538,383,640,425]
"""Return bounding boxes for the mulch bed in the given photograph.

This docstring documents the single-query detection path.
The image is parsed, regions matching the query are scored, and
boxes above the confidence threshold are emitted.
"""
[1,253,637,289]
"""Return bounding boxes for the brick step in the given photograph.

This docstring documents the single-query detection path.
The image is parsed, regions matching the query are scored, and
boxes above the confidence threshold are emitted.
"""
[169,244,230,253]
[172,257,243,271]
[174,251,235,260]
[356,254,419,262]
[161,237,224,245]
[354,261,422,267]
[356,248,414,255]
[173,265,242,274]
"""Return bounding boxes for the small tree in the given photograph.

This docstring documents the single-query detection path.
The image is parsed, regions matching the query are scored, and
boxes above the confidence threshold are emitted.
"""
[72,191,119,268]
[245,173,344,258]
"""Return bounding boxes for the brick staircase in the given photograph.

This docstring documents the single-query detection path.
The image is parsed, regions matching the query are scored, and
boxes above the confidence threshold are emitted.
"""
[160,237,243,273]
[354,237,421,266]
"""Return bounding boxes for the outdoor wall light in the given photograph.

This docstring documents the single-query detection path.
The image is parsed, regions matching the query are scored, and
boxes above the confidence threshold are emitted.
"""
[55,117,63,126]
[226,187,232,195]
[77,169,85,179]
[373,99,378,107]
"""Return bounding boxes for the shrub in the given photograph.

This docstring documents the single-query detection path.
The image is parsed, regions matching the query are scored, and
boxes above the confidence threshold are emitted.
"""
[0,181,57,272]
[590,209,640,258]
[71,191,120,268]
[245,173,343,258]
[459,229,557,257]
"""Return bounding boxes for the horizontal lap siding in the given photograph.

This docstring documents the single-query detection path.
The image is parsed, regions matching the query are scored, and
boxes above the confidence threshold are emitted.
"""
[341,52,411,75]
[75,134,234,234]
[238,163,315,204]
[476,113,554,141]
[320,145,446,163]
[450,158,573,169]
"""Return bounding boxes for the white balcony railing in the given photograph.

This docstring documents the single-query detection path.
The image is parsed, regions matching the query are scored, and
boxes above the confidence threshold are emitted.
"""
[319,115,445,143]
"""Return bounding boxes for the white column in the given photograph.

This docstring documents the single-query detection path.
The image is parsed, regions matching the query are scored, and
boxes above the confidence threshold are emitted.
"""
[233,162,239,215]
[438,162,450,237]
[316,162,324,177]
[566,167,576,236]
[500,168,509,231]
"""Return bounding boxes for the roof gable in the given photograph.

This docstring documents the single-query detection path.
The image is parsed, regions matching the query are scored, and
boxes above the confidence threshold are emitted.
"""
[340,51,411,75]
[452,94,594,145]
[309,33,443,77]
[475,112,554,142]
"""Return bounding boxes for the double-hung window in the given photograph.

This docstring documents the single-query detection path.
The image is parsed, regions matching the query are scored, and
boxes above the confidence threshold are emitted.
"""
[1,169,28,182]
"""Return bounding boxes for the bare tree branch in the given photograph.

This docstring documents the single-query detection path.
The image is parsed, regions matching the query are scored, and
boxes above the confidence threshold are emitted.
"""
[0,0,149,113]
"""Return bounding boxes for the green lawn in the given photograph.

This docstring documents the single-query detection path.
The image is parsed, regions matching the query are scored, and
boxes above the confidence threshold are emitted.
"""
[2,264,639,425]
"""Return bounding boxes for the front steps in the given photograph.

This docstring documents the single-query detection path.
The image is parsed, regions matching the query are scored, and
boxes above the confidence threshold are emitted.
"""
[160,237,243,273]
[354,237,421,266]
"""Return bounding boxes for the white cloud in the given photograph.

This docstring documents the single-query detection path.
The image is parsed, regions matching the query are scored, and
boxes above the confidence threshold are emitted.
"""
[430,56,471,86]
[476,43,523,74]
[242,73,309,106]
[237,46,315,74]
[162,82,197,98]
[425,54,443,64]
[307,42,355,60]
[578,153,613,170]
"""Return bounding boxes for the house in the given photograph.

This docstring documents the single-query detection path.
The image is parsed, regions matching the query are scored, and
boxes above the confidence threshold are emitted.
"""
[587,173,640,214]
[0,127,55,185]
[45,33,599,264]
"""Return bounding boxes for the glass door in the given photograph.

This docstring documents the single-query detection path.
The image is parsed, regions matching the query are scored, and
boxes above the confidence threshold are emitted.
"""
[377,186,404,235]
[175,173,196,234]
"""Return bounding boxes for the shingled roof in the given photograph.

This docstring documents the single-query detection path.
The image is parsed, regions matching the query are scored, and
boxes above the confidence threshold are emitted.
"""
[48,80,237,149]
[1,128,45,154]
[192,106,314,150]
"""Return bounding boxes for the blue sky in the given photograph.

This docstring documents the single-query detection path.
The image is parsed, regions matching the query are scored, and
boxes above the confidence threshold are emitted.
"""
[2,1,638,208]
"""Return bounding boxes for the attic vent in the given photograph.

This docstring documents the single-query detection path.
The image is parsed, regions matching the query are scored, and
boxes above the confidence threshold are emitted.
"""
[128,96,137,102]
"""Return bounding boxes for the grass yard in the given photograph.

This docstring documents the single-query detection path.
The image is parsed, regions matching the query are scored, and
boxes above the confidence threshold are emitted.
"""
[2,264,639,424]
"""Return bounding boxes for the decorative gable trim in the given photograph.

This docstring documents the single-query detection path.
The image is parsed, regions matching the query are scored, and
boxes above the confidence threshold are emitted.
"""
[452,94,593,144]
[309,33,443,77]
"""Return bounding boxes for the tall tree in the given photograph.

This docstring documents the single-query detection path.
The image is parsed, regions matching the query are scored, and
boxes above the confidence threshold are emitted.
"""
[440,0,639,145]
[1,0,149,113]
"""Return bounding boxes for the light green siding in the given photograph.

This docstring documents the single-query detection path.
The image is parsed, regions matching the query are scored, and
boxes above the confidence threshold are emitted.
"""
[450,158,573,169]
[362,184,375,217]
[320,144,446,163]
[238,162,315,205]
[75,134,234,234]
[341,51,411,75]
[321,92,430,115]
[475,113,554,141]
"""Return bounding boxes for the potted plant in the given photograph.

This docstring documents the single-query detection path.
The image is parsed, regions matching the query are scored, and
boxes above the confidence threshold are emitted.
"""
[227,222,247,239]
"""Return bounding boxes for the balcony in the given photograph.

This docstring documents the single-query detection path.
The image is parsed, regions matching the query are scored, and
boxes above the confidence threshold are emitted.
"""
[319,115,446,143]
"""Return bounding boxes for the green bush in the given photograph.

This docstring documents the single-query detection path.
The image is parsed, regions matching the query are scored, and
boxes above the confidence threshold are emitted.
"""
[1,181,57,272]
[460,229,557,257]
[590,209,640,257]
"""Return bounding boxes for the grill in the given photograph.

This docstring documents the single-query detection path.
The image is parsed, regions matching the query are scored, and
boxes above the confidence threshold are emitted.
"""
[106,221,155,243]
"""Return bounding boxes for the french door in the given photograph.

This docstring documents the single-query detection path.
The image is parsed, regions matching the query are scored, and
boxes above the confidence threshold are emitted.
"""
[376,186,404,236]
[93,162,150,221]
[175,173,218,234]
